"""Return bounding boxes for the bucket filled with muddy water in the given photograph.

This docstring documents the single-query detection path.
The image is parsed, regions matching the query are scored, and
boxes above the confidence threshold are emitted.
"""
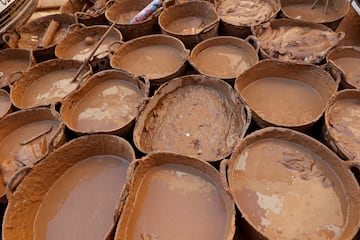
[60,69,149,135]
[2,134,135,240]
[133,74,251,162]
[114,152,236,240]
[235,60,339,131]
[221,127,360,240]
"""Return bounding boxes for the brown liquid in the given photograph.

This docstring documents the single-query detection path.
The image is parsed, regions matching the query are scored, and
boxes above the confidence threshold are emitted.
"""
[241,77,325,126]
[0,58,29,79]
[332,58,360,88]
[327,98,360,159]
[282,4,339,23]
[217,0,275,25]
[34,155,129,240]
[22,69,80,107]
[0,95,10,118]
[117,11,140,24]
[194,44,251,78]
[231,139,344,240]
[166,16,205,35]
[115,45,184,79]
[126,164,229,240]
[71,80,142,132]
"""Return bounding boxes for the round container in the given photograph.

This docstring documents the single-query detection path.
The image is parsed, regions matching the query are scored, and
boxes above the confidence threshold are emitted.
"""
[133,74,251,162]
[327,46,360,89]
[189,35,259,82]
[323,89,360,160]
[110,34,188,86]
[55,24,123,61]
[159,1,219,48]
[10,59,92,109]
[252,18,344,64]
[0,90,12,120]
[2,14,75,62]
[0,49,33,89]
[2,134,135,240]
[105,0,161,41]
[235,60,339,131]
[0,107,65,202]
[281,0,350,30]
[216,0,280,38]
[221,127,360,240]
[60,69,149,136]
[114,152,236,240]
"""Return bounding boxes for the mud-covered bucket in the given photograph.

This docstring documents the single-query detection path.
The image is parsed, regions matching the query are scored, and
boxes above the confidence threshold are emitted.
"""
[2,134,135,240]
[60,69,149,136]
[105,0,161,41]
[323,89,360,160]
[0,49,33,89]
[221,127,360,240]
[10,59,92,109]
[280,0,350,30]
[0,90,12,120]
[0,107,66,202]
[110,34,188,86]
[2,14,75,62]
[159,1,219,48]
[235,60,339,131]
[252,18,344,64]
[326,46,360,89]
[133,74,251,162]
[114,152,236,240]
[215,0,280,38]
[189,35,259,82]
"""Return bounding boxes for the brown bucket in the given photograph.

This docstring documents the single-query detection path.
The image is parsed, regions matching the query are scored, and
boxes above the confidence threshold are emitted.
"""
[0,107,66,202]
[280,0,350,30]
[2,14,75,62]
[114,152,236,240]
[215,0,281,38]
[235,60,339,131]
[133,74,251,162]
[252,18,344,64]
[109,34,188,86]
[0,48,34,89]
[323,89,360,160]
[326,46,360,89]
[60,69,149,136]
[159,1,219,49]
[105,0,161,41]
[55,24,123,61]
[189,35,259,82]
[221,127,360,240]
[10,59,92,109]
[2,134,135,240]
[0,90,12,120]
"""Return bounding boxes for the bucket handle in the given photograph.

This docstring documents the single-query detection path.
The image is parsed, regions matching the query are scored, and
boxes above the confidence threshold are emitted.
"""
[241,104,252,139]
[108,41,124,58]
[105,0,115,10]
[6,166,32,199]
[2,30,19,48]
[67,23,86,35]
[219,159,235,199]
[245,35,260,53]
[344,160,360,186]
[322,63,342,86]
[137,75,151,97]
[6,71,24,88]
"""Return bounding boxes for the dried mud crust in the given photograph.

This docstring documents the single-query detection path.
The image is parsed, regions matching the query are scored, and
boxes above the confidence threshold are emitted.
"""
[140,85,243,160]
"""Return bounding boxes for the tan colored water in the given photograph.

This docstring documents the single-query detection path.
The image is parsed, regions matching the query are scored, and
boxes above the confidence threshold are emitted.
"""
[194,44,251,78]
[332,57,360,88]
[166,16,205,35]
[241,77,325,126]
[0,95,10,118]
[34,155,129,240]
[125,164,229,240]
[117,11,140,24]
[282,3,340,23]
[231,138,344,240]
[71,80,142,132]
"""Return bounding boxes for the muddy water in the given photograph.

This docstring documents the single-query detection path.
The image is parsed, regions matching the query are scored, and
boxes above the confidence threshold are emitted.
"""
[217,0,275,25]
[34,155,129,240]
[0,95,10,118]
[0,59,29,79]
[71,80,142,132]
[166,16,206,35]
[241,77,325,126]
[115,45,184,79]
[327,98,360,159]
[22,69,81,107]
[126,164,229,240]
[332,58,360,88]
[117,11,140,24]
[282,4,339,23]
[194,44,251,78]
[231,139,344,240]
